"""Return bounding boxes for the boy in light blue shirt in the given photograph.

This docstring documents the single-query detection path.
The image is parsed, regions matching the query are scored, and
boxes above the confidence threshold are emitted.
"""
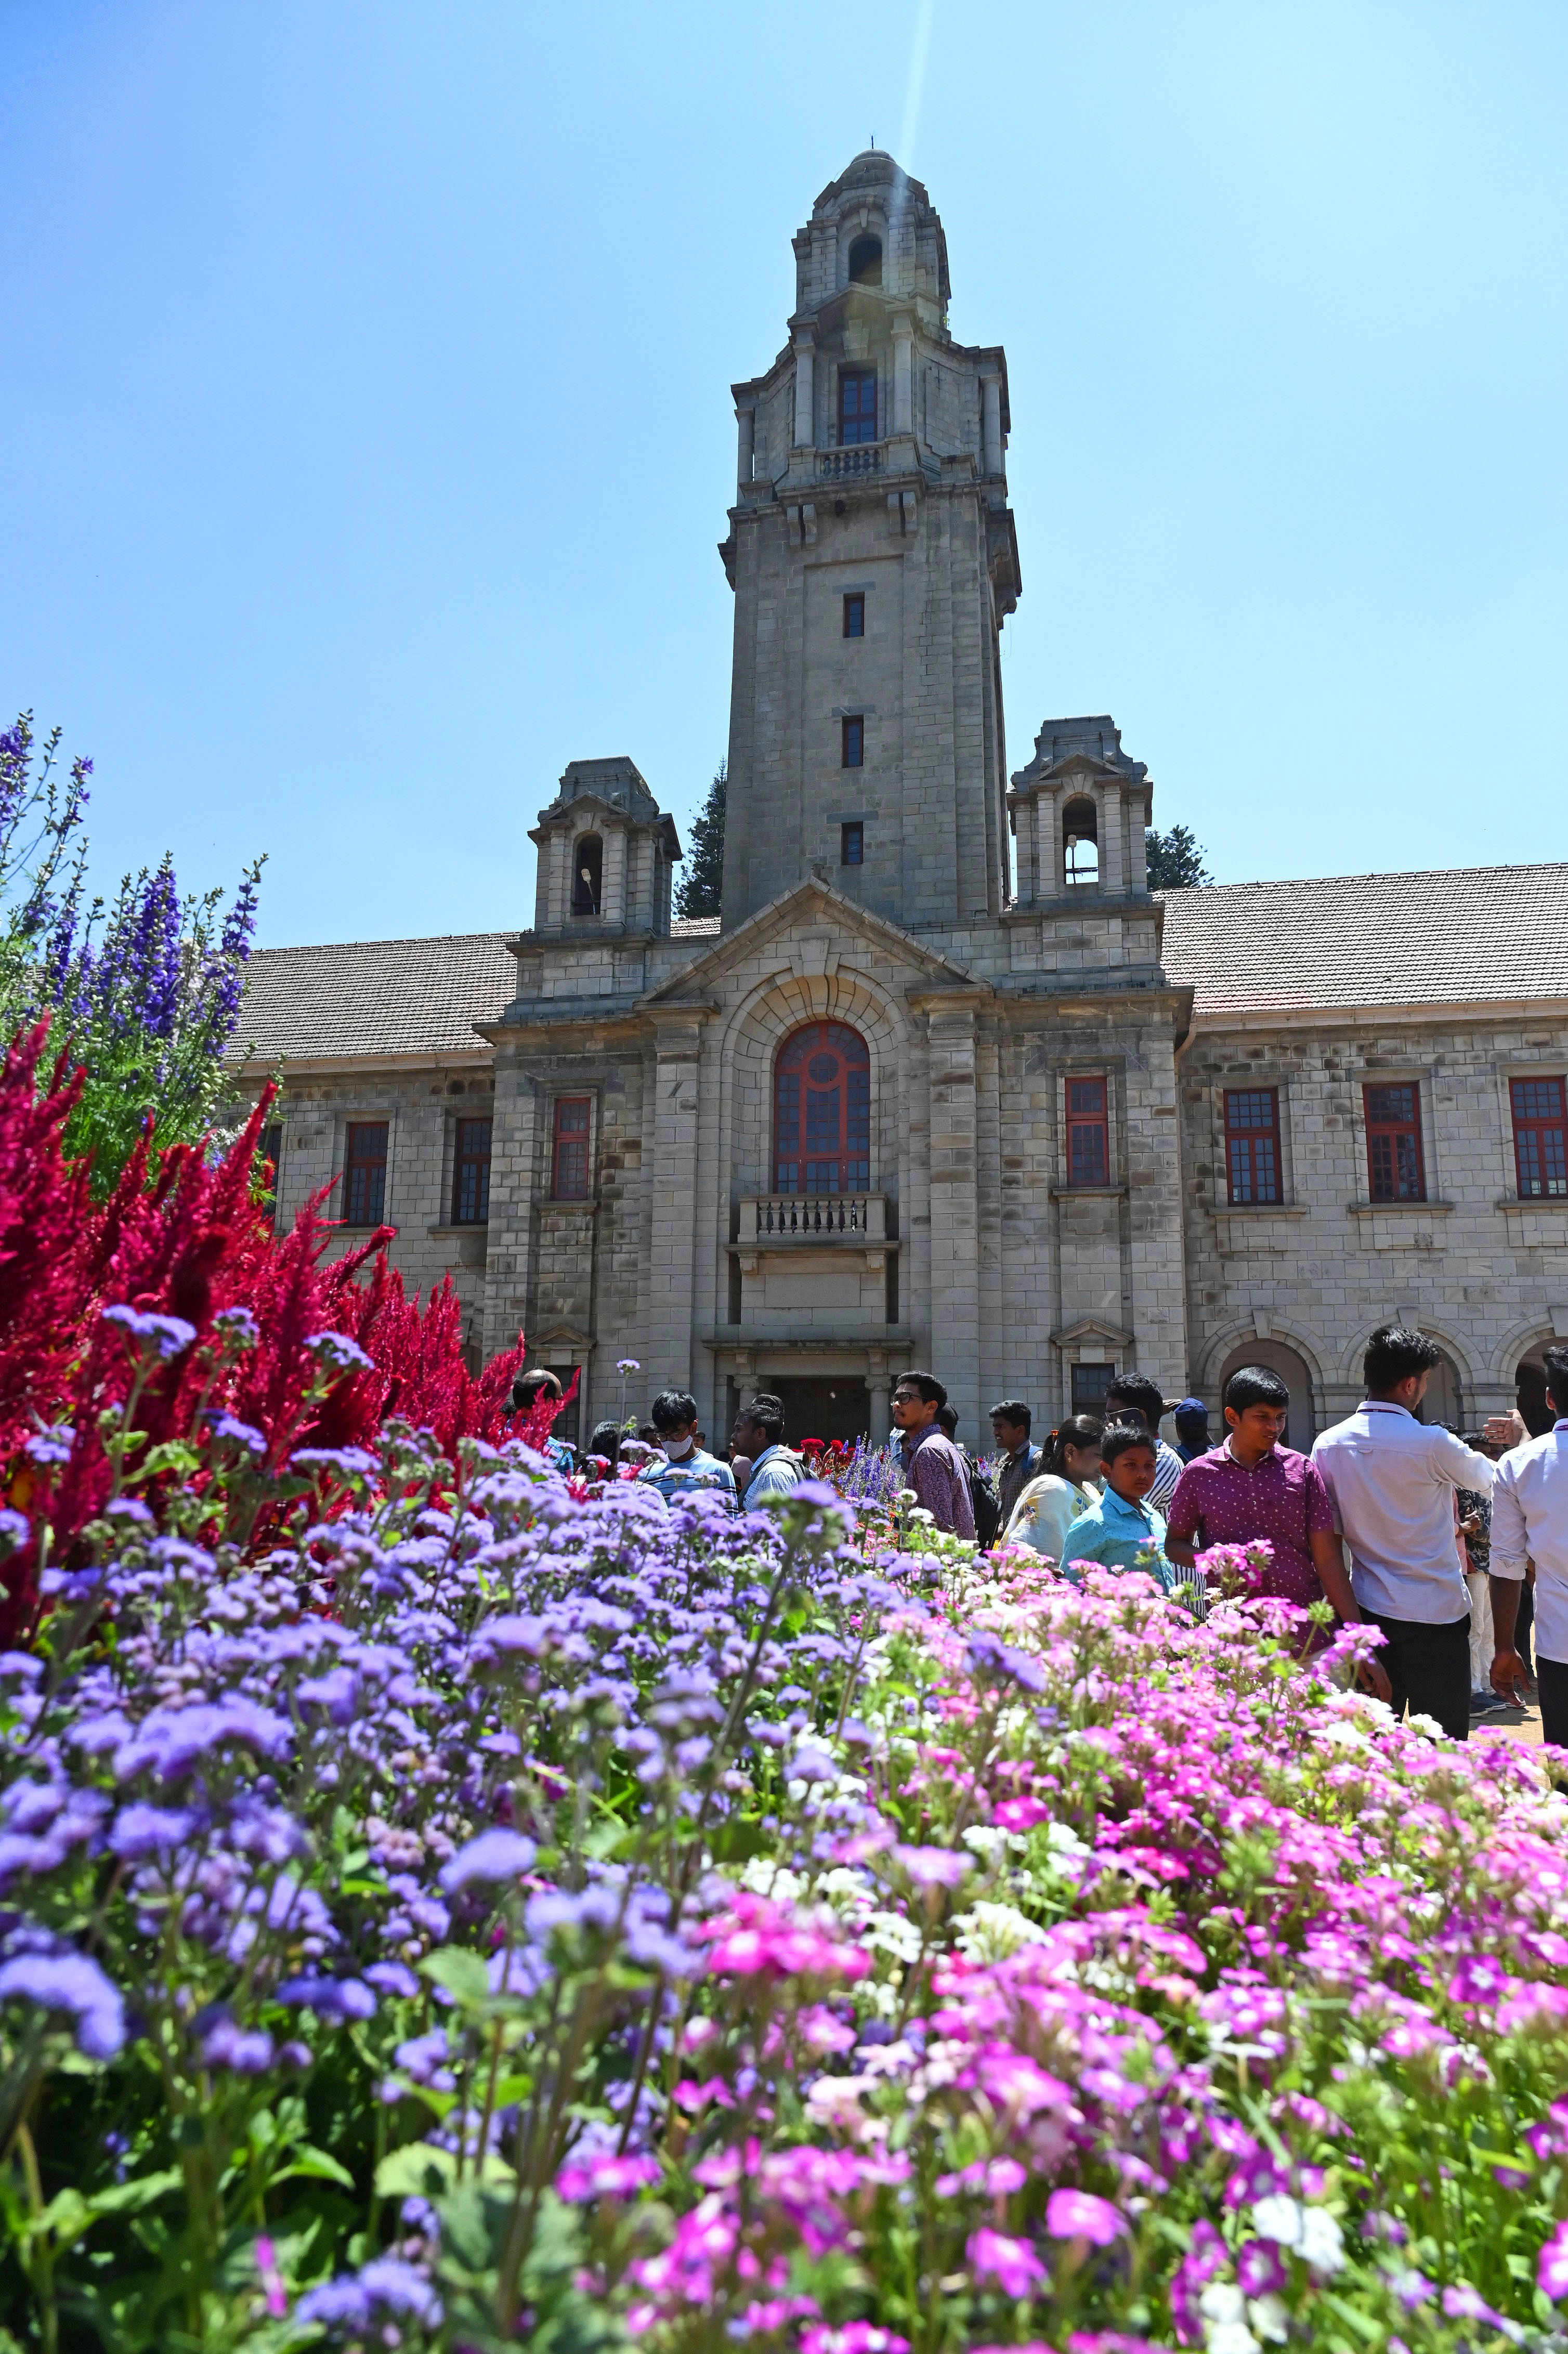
[1061,1421,1175,1590]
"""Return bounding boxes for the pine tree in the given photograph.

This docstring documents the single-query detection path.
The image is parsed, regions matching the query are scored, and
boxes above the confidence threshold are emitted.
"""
[676,760,726,919]
[1145,823,1212,890]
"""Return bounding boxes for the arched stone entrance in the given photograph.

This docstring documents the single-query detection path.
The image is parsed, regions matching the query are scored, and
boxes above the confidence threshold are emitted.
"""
[1216,1339,1317,1453]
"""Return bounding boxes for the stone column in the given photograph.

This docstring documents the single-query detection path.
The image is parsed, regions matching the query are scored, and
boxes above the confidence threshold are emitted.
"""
[482,1062,538,1358]
[793,332,816,450]
[736,402,754,490]
[645,1012,708,1389]
[867,1348,892,1445]
[547,832,569,928]
[1100,788,1124,895]
[924,999,982,1430]
[602,825,628,926]
[892,319,913,438]
[980,370,1003,477]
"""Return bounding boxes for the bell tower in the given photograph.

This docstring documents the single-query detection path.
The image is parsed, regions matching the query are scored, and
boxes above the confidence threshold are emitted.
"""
[718,152,1021,939]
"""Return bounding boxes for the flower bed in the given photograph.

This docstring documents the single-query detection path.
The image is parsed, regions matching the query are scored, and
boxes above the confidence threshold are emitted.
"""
[4,1395,1568,2353]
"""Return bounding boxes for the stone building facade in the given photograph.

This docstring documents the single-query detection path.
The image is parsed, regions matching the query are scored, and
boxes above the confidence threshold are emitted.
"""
[238,152,1568,1448]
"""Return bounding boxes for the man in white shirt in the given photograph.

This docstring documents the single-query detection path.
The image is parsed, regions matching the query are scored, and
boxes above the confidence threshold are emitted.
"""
[1489,1344,1568,1750]
[1311,1326,1504,1742]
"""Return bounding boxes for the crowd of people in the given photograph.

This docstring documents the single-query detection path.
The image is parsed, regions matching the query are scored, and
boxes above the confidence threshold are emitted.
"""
[509,1329,1568,1750]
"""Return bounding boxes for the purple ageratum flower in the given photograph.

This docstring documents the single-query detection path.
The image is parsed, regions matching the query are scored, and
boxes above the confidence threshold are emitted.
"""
[0,1950,125,2058]
[303,1332,374,1374]
[109,1803,201,1859]
[104,1498,153,1525]
[113,1697,293,1784]
[893,1844,972,1888]
[211,1414,267,1455]
[1046,2190,1125,2246]
[24,1426,75,1466]
[967,2226,1048,2298]
[0,1509,29,1553]
[290,1447,380,1478]
[438,1828,537,1893]
[364,1960,419,1998]
[276,1976,377,2021]
[966,1630,1050,1694]
[213,1304,259,1348]
[199,2010,275,2074]
[297,2257,442,2330]
[100,1305,197,1359]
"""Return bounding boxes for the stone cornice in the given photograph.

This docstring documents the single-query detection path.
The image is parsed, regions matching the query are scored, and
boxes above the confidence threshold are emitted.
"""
[1182,993,1568,1038]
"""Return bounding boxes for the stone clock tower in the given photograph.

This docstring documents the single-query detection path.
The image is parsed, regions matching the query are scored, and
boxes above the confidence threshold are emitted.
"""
[718,150,1022,939]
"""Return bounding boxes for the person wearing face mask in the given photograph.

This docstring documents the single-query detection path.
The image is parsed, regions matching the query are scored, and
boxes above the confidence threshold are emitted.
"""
[1001,1415,1103,1566]
[635,1389,738,1511]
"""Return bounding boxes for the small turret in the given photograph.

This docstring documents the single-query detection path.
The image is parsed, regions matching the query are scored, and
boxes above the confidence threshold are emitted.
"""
[527,757,681,937]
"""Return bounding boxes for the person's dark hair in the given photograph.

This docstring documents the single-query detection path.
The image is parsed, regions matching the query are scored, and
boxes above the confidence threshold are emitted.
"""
[895,1369,947,1408]
[585,1420,621,1467]
[1104,1374,1165,1431]
[989,1400,1031,1436]
[937,1404,959,1439]
[1544,1345,1568,1414]
[1223,1365,1289,1416]
[511,1366,563,1414]
[742,1392,786,1446]
[1099,1419,1159,1468]
[1363,1325,1440,1394]
[1173,1402,1208,1436]
[1041,1414,1103,1477]
[650,1389,699,1434]
[636,1423,661,1445]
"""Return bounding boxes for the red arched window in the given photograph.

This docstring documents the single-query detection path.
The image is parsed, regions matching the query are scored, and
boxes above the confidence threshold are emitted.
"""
[774,1021,870,1195]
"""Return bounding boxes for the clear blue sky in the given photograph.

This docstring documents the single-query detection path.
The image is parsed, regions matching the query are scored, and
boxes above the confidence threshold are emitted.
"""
[4,2,1565,947]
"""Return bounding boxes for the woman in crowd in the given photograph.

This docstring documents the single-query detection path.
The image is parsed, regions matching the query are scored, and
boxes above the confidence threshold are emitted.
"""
[1001,1414,1103,1563]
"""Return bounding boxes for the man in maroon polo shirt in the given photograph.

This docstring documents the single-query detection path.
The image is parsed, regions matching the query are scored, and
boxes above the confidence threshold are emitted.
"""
[1166,1364,1391,1698]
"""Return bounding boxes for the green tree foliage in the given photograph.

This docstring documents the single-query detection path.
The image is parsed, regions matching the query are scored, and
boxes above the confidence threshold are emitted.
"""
[675,759,726,919]
[0,714,263,1188]
[1145,822,1213,889]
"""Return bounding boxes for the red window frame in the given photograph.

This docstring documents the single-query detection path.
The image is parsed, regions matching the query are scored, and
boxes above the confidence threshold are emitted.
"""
[774,1021,870,1195]
[452,1116,493,1224]
[1364,1082,1426,1202]
[1511,1076,1568,1199]
[343,1121,388,1226]
[552,1097,592,1200]
[839,368,877,444]
[1065,1075,1109,1187]
[1224,1087,1281,1205]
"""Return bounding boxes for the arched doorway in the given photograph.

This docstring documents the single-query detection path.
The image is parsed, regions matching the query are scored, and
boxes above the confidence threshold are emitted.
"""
[1417,1350,1464,1432]
[1216,1339,1316,1453]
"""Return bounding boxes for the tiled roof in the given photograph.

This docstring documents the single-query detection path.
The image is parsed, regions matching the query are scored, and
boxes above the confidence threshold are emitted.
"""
[1160,864,1568,1017]
[671,916,722,937]
[235,933,516,1062]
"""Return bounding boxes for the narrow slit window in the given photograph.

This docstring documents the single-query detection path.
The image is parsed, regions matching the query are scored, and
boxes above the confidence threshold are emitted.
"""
[571,836,603,916]
[343,1122,388,1226]
[552,1097,592,1200]
[1512,1077,1567,1198]
[1066,1076,1108,1187]
[260,1122,283,1229]
[842,715,864,768]
[1063,796,1099,887]
[452,1116,493,1224]
[841,821,864,867]
[843,592,865,638]
[1224,1088,1281,1205]
[1364,1083,1426,1202]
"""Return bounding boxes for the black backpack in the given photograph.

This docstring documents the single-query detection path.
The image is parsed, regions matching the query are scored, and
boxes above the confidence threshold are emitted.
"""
[964,1451,1002,1548]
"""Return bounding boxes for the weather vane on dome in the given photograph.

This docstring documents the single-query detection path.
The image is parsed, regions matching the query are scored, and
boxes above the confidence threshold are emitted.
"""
[870,134,875,148]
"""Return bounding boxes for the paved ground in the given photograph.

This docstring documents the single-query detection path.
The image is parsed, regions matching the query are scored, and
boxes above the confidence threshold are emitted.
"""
[1473,1692,1544,1745]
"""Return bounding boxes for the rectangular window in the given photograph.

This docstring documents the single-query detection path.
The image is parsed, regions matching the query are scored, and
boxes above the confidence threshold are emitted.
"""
[843,592,865,638]
[260,1121,283,1228]
[452,1116,493,1224]
[1072,1362,1116,1417]
[1224,1087,1281,1205]
[1512,1076,1568,1198]
[841,715,864,768]
[839,369,877,444]
[546,1364,581,1447]
[841,820,864,866]
[343,1121,388,1226]
[1364,1082,1426,1202]
[552,1096,591,1200]
[1065,1075,1109,1187]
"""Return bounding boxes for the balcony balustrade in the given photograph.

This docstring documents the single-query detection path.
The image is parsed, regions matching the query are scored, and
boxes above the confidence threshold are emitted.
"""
[817,444,883,480]
[741,1194,888,1245]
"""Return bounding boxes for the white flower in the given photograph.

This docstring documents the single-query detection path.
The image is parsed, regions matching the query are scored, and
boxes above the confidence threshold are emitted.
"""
[1200,2282,1258,2351]
[1250,2195,1303,2247]
[1297,2207,1344,2274]
[1248,2294,1290,2343]
[1405,1709,1446,1738]
[740,1858,803,1901]
[952,1900,1049,1961]
[1046,1819,1090,1856]
[1207,2328,1260,2354]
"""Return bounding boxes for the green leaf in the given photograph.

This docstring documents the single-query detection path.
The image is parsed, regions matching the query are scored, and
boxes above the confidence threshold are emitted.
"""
[710,1818,769,1864]
[376,2141,459,2199]
[420,1945,492,2006]
[273,2147,357,2189]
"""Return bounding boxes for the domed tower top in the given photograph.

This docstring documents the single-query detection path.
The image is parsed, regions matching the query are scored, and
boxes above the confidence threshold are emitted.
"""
[791,150,951,330]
